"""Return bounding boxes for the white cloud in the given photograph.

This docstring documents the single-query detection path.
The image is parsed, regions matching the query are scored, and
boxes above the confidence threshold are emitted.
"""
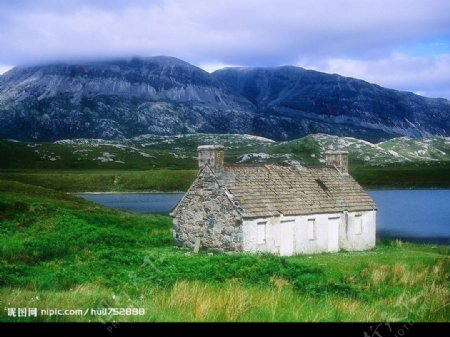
[0,65,13,75]
[0,1,449,98]
[299,53,450,99]
[1,0,449,66]
[198,62,242,73]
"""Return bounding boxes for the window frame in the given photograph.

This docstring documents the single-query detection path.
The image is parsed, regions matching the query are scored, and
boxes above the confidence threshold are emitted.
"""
[256,221,267,244]
[307,218,316,240]
[354,214,362,235]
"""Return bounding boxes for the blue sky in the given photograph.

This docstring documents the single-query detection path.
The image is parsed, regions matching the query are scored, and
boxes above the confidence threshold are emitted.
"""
[1,0,449,99]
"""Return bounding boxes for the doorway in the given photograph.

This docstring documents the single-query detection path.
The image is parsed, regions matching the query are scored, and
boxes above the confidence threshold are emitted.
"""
[327,217,340,252]
[279,220,294,256]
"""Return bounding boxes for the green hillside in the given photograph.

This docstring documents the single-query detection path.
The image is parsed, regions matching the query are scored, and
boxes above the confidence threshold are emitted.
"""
[2,133,449,170]
[1,133,449,190]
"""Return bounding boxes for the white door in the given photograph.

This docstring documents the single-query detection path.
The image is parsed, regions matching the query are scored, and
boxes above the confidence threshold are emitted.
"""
[327,217,340,252]
[279,220,294,256]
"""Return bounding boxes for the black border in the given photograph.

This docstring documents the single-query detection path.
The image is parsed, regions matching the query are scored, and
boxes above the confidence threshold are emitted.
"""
[1,322,448,336]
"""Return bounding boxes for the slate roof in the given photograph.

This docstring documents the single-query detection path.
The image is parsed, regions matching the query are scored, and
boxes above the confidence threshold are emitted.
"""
[216,164,376,218]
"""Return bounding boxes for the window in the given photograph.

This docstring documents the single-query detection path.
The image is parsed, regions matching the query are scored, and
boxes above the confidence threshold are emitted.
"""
[307,219,316,240]
[355,215,362,235]
[257,221,267,244]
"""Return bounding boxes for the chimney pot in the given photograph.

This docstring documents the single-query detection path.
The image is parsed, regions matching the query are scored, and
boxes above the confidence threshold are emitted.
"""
[325,151,348,175]
[197,145,224,174]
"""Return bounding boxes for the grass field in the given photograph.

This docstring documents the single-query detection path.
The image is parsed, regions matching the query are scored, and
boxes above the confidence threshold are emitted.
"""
[349,162,450,189]
[1,162,449,194]
[0,169,197,192]
[0,180,448,322]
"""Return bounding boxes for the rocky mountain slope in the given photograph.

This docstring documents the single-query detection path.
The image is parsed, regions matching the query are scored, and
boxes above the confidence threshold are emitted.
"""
[213,66,450,141]
[0,56,449,142]
[0,57,254,141]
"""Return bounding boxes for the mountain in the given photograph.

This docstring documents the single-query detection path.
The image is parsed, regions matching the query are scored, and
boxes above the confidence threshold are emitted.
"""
[212,66,450,141]
[0,56,449,142]
[0,56,254,141]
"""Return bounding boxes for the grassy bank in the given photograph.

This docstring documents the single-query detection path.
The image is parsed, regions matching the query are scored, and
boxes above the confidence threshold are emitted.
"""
[350,162,450,189]
[1,162,450,194]
[0,169,197,192]
[0,180,448,322]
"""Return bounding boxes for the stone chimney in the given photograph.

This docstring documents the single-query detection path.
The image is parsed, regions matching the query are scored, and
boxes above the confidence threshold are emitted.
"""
[197,145,224,174]
[325,151,348,175]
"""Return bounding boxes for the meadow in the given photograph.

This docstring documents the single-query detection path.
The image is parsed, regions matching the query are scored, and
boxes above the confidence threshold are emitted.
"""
[0,169,197,193]
[1,161,450,195]
[0,179,448,322]
[349,162,450,189]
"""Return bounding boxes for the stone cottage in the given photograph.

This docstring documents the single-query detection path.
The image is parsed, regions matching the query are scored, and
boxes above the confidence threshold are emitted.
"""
[170,145,377,255]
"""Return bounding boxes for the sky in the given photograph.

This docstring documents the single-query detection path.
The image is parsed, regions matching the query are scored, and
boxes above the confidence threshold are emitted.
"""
[1,0,450,99]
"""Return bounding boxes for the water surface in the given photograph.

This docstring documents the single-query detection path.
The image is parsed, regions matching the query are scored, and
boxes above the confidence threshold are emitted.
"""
[77,193,184,215]
[368,190,450,244]
[77,190,450,244]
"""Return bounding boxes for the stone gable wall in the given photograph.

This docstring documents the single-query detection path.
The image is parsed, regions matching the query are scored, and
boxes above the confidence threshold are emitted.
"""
[172,169,243,251]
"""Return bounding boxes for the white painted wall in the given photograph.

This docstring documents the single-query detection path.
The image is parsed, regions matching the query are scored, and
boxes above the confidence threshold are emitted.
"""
[339,210,376,251]
[242,210,376,255]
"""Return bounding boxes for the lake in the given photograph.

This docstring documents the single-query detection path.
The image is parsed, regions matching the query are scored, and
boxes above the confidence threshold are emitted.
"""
[77,193,184,215]
[77,190,450,244]
[368,190,450,244]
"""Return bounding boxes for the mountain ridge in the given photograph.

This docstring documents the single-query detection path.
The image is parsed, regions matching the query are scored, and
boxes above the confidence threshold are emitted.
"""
[0,56,449,142]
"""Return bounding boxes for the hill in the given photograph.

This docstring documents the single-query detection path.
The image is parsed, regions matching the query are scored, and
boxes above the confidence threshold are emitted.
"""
[1,133,449,170]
